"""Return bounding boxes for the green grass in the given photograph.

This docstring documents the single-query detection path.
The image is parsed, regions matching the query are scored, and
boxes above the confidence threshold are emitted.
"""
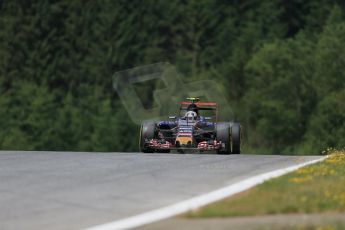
[187,150,345,218]
[257,223,345,230]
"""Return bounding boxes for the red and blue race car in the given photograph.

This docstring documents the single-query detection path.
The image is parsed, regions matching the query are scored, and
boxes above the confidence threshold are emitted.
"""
[139,98,241,154]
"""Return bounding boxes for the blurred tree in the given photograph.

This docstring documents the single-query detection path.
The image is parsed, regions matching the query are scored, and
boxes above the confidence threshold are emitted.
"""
[301,89,345,153]
[242,34,316,154]
[0,0,345,154]
[313,5,345,99]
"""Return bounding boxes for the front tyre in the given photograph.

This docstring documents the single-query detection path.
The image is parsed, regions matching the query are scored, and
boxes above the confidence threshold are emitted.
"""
[156,149,170,153]
[139,121,156,153]
[231,123,241,154]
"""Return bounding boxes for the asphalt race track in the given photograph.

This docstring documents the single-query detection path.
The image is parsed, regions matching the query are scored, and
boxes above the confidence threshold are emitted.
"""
[0,151,323,230]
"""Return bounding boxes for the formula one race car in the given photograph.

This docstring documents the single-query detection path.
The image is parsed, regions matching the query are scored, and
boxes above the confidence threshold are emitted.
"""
[139,98,241,154]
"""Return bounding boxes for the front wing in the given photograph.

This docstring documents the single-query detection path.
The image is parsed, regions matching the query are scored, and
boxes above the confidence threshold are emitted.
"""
[145,139,223,151]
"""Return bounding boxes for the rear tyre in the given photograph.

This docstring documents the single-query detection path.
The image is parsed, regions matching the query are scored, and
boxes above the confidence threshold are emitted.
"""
[216,122,231,155]
[139,121,156,153]
[231,123,241,154]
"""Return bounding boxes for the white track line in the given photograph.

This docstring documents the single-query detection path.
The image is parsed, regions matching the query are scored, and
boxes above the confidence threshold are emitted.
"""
[85,156,328,230]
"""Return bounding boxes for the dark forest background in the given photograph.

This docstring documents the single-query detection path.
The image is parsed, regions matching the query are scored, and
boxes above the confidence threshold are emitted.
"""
[1,0,345,154]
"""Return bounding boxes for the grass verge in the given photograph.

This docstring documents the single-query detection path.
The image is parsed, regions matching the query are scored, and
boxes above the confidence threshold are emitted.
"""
[187,150,345,218]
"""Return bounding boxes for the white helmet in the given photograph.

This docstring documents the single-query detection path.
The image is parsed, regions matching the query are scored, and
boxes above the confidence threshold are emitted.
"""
[185,111,197,122]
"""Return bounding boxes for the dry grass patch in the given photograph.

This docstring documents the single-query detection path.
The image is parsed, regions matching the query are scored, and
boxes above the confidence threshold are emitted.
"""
[187,150,345,218]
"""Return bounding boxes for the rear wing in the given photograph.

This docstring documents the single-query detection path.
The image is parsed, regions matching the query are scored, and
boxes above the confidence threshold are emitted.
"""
[179,101,217,110]
[179,101,218,106]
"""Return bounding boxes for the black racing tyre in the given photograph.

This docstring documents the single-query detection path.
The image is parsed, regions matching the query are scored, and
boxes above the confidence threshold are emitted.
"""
[216,122,231,155]
[177,149,185,154]
[139,121,156,153]
[157,149,171,153]
[231,123,241,154]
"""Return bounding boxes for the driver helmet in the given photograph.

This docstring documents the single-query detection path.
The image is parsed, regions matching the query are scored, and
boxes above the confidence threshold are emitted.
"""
[187,104,199,115]
[185,111,197,122]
